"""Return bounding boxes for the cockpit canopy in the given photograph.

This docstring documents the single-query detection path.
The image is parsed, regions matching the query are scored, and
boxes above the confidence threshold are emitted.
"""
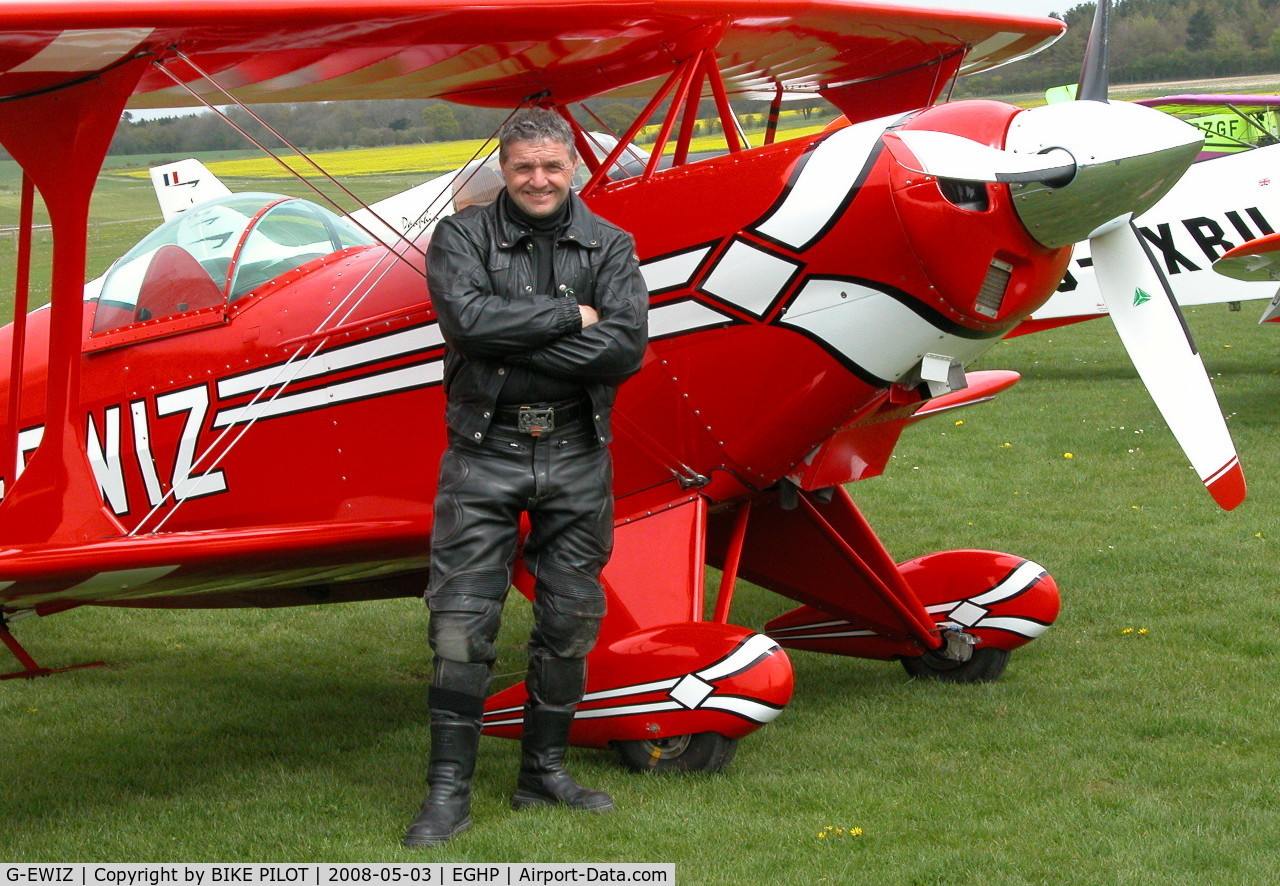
[92,193,374,335]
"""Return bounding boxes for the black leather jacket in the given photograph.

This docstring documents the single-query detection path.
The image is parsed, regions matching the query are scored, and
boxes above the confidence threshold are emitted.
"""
[426,191,648,444]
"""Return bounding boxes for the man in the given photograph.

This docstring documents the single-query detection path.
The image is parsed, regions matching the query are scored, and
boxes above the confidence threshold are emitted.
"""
[404,108,648,848]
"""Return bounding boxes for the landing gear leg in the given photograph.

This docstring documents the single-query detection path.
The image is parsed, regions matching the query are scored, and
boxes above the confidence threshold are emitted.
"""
[900,646,1010,683]
[0,612,105,680]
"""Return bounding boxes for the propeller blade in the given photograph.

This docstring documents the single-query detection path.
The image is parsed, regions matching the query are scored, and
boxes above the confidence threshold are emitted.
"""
[1090,222,1246,510]
[1077,0,1111,102]
[882,130,1074,185]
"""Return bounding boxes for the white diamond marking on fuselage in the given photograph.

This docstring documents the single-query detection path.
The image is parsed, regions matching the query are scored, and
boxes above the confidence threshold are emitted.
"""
[648,301,733,339]
[700,239,800,317]
[641,247,712,293]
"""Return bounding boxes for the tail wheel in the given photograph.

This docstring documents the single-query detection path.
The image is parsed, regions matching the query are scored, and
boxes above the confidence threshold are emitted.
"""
[614,732,738,773]
[900,646,1010,683]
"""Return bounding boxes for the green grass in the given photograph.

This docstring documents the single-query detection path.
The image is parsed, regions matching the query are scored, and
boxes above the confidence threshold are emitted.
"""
[0,162,432,312]
[2,304,1279,880]
[3,105,1280,877]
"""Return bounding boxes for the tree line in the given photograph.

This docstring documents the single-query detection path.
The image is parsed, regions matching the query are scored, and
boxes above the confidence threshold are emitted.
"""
[112,100,516,157]
[108,0,1280,158]
[957,0,1280,97]
[110,96,834,158]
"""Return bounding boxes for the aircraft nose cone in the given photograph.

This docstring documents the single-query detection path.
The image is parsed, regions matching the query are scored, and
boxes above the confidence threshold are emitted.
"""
[1005,100,1205,248]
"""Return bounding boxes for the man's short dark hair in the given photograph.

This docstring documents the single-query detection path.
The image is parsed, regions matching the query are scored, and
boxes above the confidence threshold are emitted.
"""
[499,108,577,164]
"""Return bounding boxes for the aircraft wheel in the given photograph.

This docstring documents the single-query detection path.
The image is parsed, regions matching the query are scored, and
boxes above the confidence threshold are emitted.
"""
[614,732,738,773]
[900,646,1010,683]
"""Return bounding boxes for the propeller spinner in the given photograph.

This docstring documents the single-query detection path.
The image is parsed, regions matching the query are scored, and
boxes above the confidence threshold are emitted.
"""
[885,0,1244,509]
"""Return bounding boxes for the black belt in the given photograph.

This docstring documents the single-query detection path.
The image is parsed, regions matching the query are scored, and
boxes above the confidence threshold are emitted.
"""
[492,399,590,436]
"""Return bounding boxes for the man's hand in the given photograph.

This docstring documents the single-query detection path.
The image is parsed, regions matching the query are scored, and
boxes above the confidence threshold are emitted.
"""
[579,305,600,327]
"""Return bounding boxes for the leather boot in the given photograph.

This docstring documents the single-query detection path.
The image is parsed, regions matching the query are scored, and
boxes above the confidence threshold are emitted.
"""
[511,704,614,812]
[403,715,481,848]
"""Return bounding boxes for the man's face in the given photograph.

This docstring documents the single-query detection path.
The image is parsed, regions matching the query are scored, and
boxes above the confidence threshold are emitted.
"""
[500,138,577,218]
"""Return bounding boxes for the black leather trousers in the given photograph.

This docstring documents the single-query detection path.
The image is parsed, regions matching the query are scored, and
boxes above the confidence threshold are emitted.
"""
[425,417,613,718]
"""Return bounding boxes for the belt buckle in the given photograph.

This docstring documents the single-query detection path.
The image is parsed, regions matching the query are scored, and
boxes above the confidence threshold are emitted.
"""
[517,406,554,436]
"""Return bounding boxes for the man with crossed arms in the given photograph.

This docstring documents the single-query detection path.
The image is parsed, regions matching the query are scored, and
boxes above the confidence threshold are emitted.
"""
[404,108,648,847]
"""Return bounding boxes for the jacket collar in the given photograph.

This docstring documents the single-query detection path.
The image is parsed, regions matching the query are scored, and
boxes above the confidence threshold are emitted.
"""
[493,191,601,250]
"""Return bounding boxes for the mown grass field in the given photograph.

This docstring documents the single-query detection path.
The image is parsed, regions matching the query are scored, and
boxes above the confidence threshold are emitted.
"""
[1,288,1278,882]
[2,98,1280,881]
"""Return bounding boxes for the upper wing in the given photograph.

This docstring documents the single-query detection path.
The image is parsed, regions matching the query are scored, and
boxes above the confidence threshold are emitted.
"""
[0,1,1063,119]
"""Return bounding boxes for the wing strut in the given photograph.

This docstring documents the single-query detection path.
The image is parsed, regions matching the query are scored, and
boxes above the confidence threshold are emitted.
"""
[1,612,105,681]
[580,55,697,195]
[579,48,747,197]
[672,63,710,166]
[4,174,34,498]
[705,51,746,153]
[0,58,149,544]
[644,55,702,179]
[764,83,785,147]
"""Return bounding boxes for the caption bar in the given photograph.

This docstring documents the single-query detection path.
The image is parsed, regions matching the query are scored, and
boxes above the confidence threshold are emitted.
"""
[1,866,673,886]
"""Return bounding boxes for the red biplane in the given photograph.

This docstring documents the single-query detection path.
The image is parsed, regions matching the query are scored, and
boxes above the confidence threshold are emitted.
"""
[0,0,1243,772]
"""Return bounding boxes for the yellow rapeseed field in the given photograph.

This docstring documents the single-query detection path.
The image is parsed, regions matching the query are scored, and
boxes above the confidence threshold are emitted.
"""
[132,119,829,180]
[202,140,498,179]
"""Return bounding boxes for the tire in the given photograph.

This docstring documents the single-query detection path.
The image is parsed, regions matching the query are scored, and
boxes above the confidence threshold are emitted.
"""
[614,732,739,773]
[900,646,1010,683]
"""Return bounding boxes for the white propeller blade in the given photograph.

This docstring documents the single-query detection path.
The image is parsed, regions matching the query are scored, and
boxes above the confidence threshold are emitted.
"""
[882,130,1074,184]
[1091,222,1246,510]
